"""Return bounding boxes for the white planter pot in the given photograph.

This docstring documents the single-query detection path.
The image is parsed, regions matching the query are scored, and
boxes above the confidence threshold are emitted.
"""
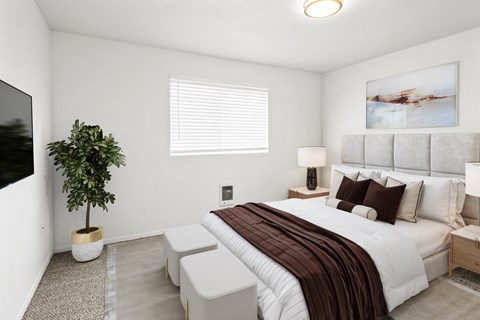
[71,227,104,262]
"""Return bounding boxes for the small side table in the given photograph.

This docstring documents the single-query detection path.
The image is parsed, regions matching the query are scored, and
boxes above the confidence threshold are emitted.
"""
[449,225,480,277]
[288,187,329,199]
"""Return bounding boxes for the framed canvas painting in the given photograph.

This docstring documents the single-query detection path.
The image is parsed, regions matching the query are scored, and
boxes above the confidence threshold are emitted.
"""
[366,62,458,129]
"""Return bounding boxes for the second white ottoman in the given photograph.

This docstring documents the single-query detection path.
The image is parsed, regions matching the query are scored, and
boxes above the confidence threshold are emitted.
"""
[164,224,217,286]
[180,249,257,320]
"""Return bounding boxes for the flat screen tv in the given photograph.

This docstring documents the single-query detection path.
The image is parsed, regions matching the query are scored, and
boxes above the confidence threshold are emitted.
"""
[0,79,33,189]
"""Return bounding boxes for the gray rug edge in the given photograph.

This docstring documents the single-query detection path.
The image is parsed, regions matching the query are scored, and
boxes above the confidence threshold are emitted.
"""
[440,277,480,297]
[104,244,117,320]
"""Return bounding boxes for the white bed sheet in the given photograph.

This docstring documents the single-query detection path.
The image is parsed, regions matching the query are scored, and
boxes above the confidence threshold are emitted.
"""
[379,217,453,259]
[202,198,429,320]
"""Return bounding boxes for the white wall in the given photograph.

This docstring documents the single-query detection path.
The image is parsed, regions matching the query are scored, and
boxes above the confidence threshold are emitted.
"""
[52,32,322,251]
[0,0,53,319]
[322,27,480,186]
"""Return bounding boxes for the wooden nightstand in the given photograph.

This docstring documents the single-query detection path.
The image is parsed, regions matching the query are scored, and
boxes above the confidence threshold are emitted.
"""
[449,225,480,277]
[288,187,329,199]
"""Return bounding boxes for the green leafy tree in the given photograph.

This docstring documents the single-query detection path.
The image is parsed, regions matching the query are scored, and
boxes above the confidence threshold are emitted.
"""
[47,120,126,233]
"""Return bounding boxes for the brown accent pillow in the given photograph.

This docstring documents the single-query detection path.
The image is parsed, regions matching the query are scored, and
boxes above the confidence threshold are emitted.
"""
[336,176,372,205]
[363,180,407,224]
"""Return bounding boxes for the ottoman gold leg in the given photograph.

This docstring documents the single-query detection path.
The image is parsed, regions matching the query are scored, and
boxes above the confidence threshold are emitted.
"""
[165,257,168,279]
[184,300,189,320]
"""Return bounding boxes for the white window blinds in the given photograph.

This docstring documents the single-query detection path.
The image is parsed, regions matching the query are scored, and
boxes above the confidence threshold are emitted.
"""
[170,77,269,156]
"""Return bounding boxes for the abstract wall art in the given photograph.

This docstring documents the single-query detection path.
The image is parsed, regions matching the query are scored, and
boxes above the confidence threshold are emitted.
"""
[366,62,458,129]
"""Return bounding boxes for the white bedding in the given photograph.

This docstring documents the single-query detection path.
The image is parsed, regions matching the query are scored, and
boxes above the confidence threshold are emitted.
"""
[202,198,429,320]
[379,217,452,259]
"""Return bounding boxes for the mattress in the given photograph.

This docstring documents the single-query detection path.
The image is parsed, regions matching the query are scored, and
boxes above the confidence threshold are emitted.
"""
[203,198,429,320]
[378,217,453,259]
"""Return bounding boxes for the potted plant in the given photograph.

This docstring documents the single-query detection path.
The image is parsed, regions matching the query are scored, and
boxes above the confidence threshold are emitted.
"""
[47,120,126,262]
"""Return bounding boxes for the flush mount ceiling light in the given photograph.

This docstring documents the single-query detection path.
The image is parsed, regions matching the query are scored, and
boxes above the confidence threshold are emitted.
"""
[304,0,343,18]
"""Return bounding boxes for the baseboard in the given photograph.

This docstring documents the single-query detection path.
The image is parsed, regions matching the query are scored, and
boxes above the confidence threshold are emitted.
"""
[17,250,53,320]
[54,229,164,253]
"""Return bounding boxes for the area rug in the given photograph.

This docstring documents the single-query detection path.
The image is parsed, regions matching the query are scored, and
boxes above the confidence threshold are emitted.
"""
[22,250,106,320]
[104,236,183,320]
[106,236,480,320]
[390,277,480,320]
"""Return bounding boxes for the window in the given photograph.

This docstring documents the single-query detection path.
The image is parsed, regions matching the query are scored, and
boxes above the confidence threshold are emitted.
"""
[170,77,268,156]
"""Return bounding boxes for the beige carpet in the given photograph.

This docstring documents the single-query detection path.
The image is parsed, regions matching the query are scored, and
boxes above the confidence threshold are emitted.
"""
[22,250,106,320]
[444,267,480,292]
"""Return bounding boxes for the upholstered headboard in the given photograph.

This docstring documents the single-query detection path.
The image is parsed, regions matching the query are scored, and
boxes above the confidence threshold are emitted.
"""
[341,133,480,226]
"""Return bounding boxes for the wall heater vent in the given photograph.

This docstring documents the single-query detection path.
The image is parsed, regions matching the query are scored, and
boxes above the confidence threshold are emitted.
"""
[219,184,234,206]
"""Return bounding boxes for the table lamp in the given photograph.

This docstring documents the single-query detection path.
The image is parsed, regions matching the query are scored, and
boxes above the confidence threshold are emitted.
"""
[298,146,326,190]
[466,163,480,197]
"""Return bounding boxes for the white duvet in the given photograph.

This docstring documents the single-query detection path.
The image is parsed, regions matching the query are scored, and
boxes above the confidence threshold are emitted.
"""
[202,198,428,320]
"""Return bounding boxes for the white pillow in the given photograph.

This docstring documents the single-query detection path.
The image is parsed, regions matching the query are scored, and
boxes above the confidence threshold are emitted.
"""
[330,170,359,198]
[381,171,465,228]
[386,178,423,223]
[456,179,466,215]
[332,164,382,179]
[358,175,388,186]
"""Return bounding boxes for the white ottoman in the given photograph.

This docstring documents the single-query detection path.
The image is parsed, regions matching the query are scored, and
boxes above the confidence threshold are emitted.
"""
[180,249,257,320]
[164,224,217,286]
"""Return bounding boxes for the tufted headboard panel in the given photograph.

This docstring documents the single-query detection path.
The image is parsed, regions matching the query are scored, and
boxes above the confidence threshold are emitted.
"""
[341,133,480,225]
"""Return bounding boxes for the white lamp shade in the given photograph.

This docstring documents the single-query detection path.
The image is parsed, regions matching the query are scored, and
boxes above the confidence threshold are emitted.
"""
[298,147,326,168]
[466,163,480,197]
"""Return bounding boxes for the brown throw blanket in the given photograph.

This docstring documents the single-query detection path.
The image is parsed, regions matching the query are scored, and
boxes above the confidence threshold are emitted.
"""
[211,203,388,320]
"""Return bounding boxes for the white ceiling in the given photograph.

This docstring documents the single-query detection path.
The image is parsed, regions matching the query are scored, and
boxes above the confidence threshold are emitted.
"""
[35,0,480,73]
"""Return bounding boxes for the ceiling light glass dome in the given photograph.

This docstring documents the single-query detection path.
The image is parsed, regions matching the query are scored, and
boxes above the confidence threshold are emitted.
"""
[304,0,343,18]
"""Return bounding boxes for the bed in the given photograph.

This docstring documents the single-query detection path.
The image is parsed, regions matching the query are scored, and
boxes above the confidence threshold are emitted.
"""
[202,133,480,320]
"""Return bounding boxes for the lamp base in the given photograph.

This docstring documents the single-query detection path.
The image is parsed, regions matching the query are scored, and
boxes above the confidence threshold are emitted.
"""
[306,167,317,191]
